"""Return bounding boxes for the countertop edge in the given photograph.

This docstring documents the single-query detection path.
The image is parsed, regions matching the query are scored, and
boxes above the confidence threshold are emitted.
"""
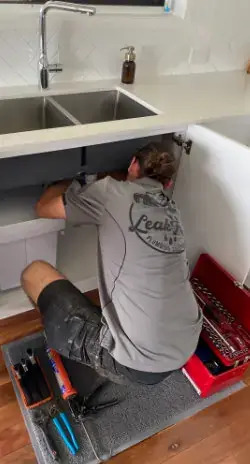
[0,71,250,158]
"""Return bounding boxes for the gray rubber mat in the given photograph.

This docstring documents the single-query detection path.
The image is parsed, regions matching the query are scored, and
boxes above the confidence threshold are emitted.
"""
[2,331,245,464]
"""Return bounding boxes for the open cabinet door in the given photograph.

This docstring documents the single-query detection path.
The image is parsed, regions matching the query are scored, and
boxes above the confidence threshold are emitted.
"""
[173,124,250,283]
[245,269,250,290]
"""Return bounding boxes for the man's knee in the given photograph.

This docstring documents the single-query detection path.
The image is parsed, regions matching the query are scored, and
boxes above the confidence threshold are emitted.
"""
[21,260,51,287]
[21,260,64,305]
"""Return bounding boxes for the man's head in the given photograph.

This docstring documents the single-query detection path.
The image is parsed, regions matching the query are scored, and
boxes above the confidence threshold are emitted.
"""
[127,143,176,187]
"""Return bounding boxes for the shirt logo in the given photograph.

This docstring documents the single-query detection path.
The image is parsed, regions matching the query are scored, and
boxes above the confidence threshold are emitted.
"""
[129,191,185,254]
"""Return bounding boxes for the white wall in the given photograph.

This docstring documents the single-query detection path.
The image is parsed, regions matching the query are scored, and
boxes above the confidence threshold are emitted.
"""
[0,0,250,87]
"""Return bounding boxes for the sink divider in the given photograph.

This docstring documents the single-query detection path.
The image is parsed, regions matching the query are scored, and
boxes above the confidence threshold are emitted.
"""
[47,96,81,126]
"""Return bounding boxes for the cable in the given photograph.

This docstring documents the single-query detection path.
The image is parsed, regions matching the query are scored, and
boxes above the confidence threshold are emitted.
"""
[102,208,127,310]
[82,421,112,462]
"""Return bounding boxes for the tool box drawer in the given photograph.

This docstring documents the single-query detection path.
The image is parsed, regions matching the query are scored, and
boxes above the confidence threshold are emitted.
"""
[183,340,249,397]
[183,253,250,397]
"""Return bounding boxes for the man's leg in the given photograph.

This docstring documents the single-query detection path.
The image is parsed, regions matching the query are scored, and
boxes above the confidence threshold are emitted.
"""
[21,260,65,305]
[21,259,103,364]
[21,260,129,385]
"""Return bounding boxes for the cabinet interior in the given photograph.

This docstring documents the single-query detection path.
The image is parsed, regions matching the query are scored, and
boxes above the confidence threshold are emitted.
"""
[0,186,43,227]
[0,132,178,319]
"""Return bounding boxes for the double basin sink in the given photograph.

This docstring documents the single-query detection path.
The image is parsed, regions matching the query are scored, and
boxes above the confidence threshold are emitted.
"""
[0,90,155,135]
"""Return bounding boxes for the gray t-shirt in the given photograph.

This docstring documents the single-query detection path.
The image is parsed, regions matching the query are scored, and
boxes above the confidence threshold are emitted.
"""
[64,176,202,373]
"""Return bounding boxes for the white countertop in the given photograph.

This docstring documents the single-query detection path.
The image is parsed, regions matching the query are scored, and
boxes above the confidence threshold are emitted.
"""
[1,70,250,159]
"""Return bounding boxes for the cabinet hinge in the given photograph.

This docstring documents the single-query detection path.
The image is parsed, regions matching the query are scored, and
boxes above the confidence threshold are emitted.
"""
[172,134,193,155]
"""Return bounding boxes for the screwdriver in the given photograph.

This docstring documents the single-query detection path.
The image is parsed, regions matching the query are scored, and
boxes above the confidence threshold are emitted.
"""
[21,358,42,404]
[14,363,33,406]
[27,348,50,400]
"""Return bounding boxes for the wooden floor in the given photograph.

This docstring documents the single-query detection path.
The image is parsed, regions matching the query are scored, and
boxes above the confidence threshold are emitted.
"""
[1,293,250,464]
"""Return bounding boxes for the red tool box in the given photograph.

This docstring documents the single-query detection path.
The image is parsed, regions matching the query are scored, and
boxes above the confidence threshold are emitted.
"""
[183,254,250,397]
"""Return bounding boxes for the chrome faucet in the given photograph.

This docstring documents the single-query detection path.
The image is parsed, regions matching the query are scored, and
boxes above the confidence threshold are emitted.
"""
[39,1,96,90]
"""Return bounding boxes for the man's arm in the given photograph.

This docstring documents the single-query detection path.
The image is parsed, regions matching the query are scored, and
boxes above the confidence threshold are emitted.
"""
[36,181,71,219]
[36,177,109,225]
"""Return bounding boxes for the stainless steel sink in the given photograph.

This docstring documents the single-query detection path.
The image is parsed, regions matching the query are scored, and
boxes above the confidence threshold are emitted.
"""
[53,90,155,124]
[0,90,156,135]
[0,97,75,135]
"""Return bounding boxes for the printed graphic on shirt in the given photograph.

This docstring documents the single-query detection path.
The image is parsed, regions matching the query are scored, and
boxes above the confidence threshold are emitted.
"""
[129,191,185,254]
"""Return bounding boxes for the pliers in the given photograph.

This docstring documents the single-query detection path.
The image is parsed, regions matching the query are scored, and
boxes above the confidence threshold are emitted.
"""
[68,381,120,423]
[49,404,79,456]
[33,409,59,462]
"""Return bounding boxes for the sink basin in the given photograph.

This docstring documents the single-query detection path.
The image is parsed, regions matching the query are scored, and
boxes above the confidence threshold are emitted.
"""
[53,90,155,125]
[0,97,74,135]
[0,90,156,135]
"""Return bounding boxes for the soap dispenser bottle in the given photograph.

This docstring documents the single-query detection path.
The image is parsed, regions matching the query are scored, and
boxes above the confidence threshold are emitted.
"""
[120,46,136,84]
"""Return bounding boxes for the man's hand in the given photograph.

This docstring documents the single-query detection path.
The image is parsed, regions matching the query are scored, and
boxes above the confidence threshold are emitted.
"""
[36,180,71,219]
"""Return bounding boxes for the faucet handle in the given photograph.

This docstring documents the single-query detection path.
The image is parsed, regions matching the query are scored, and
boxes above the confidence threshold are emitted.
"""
[48,63,63,73]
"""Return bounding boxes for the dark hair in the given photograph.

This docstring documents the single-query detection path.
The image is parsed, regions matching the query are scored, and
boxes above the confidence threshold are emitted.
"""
[135,143,176,184]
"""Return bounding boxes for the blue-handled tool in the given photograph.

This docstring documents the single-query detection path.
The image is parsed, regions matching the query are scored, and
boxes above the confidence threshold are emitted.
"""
[49,405,79,455]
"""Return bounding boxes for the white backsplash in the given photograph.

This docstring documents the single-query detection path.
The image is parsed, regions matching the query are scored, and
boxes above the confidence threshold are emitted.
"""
[0,0,250,87]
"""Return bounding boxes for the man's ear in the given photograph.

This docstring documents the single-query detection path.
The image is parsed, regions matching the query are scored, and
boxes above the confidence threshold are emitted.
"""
[164,179,173,189]
[128,156,136,170]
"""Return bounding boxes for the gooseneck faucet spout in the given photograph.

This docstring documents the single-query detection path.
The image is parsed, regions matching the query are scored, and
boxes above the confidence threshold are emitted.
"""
[39,1,96,90]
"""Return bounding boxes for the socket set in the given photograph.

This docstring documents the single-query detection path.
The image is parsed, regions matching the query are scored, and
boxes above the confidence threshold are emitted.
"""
[191,277,250,367]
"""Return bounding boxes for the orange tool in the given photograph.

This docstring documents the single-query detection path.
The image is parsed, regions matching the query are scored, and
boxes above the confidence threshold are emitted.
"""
[47,348,77,400]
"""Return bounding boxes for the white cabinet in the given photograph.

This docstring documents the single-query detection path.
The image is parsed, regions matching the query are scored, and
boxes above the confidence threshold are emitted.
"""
[57,224,98,293]
[0,123,250,319]
[0,187,65,291]
[245,270,250,289]
[173,124,250,283]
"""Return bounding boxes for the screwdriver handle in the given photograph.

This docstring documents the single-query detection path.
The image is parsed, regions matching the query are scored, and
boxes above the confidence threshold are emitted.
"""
[47,348,77,400]
[13,364,34,406]
[27,349,51,400]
